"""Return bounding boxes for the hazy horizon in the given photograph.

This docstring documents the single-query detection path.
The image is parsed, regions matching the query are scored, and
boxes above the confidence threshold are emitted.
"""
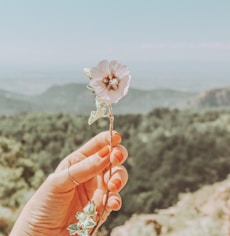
[0,60,230,95]
[0,1,229,94]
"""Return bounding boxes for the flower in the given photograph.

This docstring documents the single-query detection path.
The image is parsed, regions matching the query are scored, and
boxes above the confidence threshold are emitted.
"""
[88,60,131,104]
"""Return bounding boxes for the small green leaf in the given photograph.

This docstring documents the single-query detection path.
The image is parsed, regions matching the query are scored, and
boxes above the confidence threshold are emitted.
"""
[83,68,91,79]
[67,223,79,235]
[88,108,106,125]
[86,84,95,93]
[95,96,107,109]
[88,96,109,125]
[83,201,97,217]
[84,217,96,229]
[76,212,88,221]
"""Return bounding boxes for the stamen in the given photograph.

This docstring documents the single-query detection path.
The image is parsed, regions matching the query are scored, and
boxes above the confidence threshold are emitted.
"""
[109,78,119,90]
[102,75,120,90]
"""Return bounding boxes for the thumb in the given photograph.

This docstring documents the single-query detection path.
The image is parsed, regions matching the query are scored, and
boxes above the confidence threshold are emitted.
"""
[52,145,111,190]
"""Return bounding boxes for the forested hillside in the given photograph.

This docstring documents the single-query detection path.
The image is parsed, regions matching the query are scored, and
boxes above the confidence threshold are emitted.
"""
[1,109,230,235]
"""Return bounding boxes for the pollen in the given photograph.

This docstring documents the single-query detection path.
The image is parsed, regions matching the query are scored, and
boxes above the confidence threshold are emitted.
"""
[103,75,120,90]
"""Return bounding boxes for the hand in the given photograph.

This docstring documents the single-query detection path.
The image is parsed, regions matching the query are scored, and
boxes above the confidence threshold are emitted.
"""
[10,131,128,236]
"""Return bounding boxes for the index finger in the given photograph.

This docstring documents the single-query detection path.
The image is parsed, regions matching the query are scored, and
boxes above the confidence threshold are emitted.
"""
[78,131,122,157]
[56,131,122,170]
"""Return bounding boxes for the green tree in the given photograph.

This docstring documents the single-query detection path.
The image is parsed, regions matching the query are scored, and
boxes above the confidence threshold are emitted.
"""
[0,137,45,235]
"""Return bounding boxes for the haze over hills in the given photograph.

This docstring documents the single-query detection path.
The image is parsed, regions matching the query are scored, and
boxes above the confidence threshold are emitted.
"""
[0,83,197,115]
[0,63,230,95]
[188,86,230,109]
[0,83,230,115]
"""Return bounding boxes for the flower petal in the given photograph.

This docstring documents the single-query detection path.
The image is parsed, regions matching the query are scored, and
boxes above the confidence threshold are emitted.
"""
[91,60,110,79]
[87,60,131,104]
[116,65,130,79]
[109,60,119,75]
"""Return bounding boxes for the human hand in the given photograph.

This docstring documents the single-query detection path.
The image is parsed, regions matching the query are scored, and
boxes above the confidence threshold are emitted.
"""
[10,131,128,236]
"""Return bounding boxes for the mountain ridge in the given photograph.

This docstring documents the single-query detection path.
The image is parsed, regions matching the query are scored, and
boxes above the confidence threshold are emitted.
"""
[188,86,230,109]
[0,83,197,115]
[0,83,230,115]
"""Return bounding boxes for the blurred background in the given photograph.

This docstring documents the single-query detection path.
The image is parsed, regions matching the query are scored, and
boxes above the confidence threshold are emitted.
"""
[1,0,230,235]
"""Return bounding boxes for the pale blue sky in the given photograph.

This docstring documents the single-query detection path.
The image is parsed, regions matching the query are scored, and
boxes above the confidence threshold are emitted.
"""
[0,0,230,93]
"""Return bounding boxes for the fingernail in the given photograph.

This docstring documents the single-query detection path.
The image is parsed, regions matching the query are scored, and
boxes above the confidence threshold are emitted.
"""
[98,146,110,158]
[114,151,123,162]
[112,132,121,145]
[112,179,122,190]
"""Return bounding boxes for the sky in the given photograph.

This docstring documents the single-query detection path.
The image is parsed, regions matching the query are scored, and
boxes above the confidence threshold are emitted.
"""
[0,0,230,94]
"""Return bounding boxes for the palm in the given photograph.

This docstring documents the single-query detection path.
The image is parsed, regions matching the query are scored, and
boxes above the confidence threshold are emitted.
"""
[31,172,107,235]
[10,132,128,236]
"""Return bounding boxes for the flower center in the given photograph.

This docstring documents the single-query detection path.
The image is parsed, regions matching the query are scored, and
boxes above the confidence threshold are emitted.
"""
[103,74,120,90]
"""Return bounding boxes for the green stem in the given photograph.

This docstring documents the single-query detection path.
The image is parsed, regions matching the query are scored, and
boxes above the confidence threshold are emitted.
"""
[90,104,114,235]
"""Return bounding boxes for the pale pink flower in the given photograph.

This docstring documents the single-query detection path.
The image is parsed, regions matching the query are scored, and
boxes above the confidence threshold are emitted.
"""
[89,60,131,104]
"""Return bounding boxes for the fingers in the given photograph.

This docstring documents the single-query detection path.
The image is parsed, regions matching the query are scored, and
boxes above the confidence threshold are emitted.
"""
[69,145,128,185]
[55,131,122,171]
[98,193,122,225]
[98,165,128,222]
[110,145,128,166]
[76,131,122,159]
[107,192,122,211]
[106,165,128,192]
[53,144,128,191]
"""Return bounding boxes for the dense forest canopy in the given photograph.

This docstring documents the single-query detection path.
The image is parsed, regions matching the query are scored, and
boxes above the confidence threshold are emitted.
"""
[1,108,230,234]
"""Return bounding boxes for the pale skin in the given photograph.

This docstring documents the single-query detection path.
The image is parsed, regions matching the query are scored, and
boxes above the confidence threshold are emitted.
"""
[10,131,128,236]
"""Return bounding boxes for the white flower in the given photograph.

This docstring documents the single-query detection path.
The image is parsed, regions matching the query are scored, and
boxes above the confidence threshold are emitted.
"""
[88,60,131,104]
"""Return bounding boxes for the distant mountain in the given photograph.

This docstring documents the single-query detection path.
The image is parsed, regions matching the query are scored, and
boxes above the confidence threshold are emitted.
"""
[113,88,196,113]
[189,86,230,109]
[0,90,36,114]
[31,83,95,113]
[0,89,28,100]
[0,83,197,115]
